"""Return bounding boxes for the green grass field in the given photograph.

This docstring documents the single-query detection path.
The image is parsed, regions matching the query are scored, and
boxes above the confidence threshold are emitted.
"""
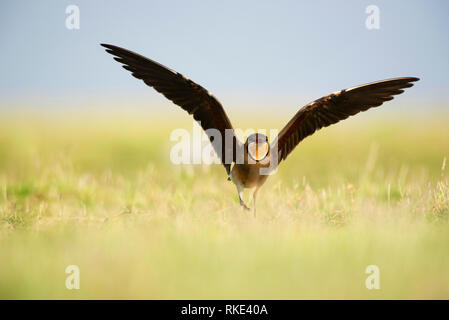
[0,110,448,299]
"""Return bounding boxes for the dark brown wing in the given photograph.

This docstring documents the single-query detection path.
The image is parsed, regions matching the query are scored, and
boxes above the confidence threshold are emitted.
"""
[101,43,241,175]
[271,77,419,165]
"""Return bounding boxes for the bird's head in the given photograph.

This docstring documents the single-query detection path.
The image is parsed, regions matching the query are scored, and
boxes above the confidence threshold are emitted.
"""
[246,133,270,162]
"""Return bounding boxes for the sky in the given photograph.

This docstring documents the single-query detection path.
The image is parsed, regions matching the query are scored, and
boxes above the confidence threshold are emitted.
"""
[0,0,448,112]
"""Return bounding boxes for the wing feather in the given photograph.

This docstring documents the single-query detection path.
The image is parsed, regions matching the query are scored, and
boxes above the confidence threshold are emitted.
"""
[101,44,241,175]
[272,77,419,165]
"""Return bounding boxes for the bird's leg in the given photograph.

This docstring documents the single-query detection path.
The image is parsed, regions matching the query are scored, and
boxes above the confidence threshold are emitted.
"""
[236,184,250,211]
[240,199,250,211]
[252,187,259,217]
[239,192,251,211]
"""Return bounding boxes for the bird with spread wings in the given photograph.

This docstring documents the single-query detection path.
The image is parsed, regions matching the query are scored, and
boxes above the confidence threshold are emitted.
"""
[101,44,419,215]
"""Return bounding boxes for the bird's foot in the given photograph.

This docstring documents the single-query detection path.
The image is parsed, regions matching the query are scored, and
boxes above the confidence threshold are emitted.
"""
[240,200,251,211]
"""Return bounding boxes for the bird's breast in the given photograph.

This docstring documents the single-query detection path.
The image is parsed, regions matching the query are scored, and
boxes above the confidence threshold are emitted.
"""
[231,162,269,189]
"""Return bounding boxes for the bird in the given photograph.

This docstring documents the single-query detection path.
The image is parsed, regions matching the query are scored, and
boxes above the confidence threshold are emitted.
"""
[101,43,419,216]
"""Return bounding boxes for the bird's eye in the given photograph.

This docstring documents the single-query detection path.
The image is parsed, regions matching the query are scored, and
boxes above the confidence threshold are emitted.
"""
[248,142,269,161]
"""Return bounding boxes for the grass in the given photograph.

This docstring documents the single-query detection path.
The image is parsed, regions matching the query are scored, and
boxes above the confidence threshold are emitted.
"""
[0,110,448,299]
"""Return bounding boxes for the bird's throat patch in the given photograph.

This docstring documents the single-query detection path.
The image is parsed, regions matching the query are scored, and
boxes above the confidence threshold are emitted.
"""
[248,142,269,161]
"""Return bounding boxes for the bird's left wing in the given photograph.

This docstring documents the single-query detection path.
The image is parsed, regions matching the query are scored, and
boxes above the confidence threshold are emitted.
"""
[271,77,419,167]
[101,44,241,175]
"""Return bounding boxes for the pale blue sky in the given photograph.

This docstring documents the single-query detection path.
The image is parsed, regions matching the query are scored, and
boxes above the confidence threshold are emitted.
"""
[1,0,448,109]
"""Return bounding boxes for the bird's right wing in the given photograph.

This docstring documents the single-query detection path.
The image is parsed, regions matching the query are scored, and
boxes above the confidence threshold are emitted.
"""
[101,43,241,175]
[271,77,419,166]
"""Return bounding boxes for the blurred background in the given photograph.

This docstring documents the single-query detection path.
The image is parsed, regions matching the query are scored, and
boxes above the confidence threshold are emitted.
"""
[1,0,448,116]
[0,1,448,299]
